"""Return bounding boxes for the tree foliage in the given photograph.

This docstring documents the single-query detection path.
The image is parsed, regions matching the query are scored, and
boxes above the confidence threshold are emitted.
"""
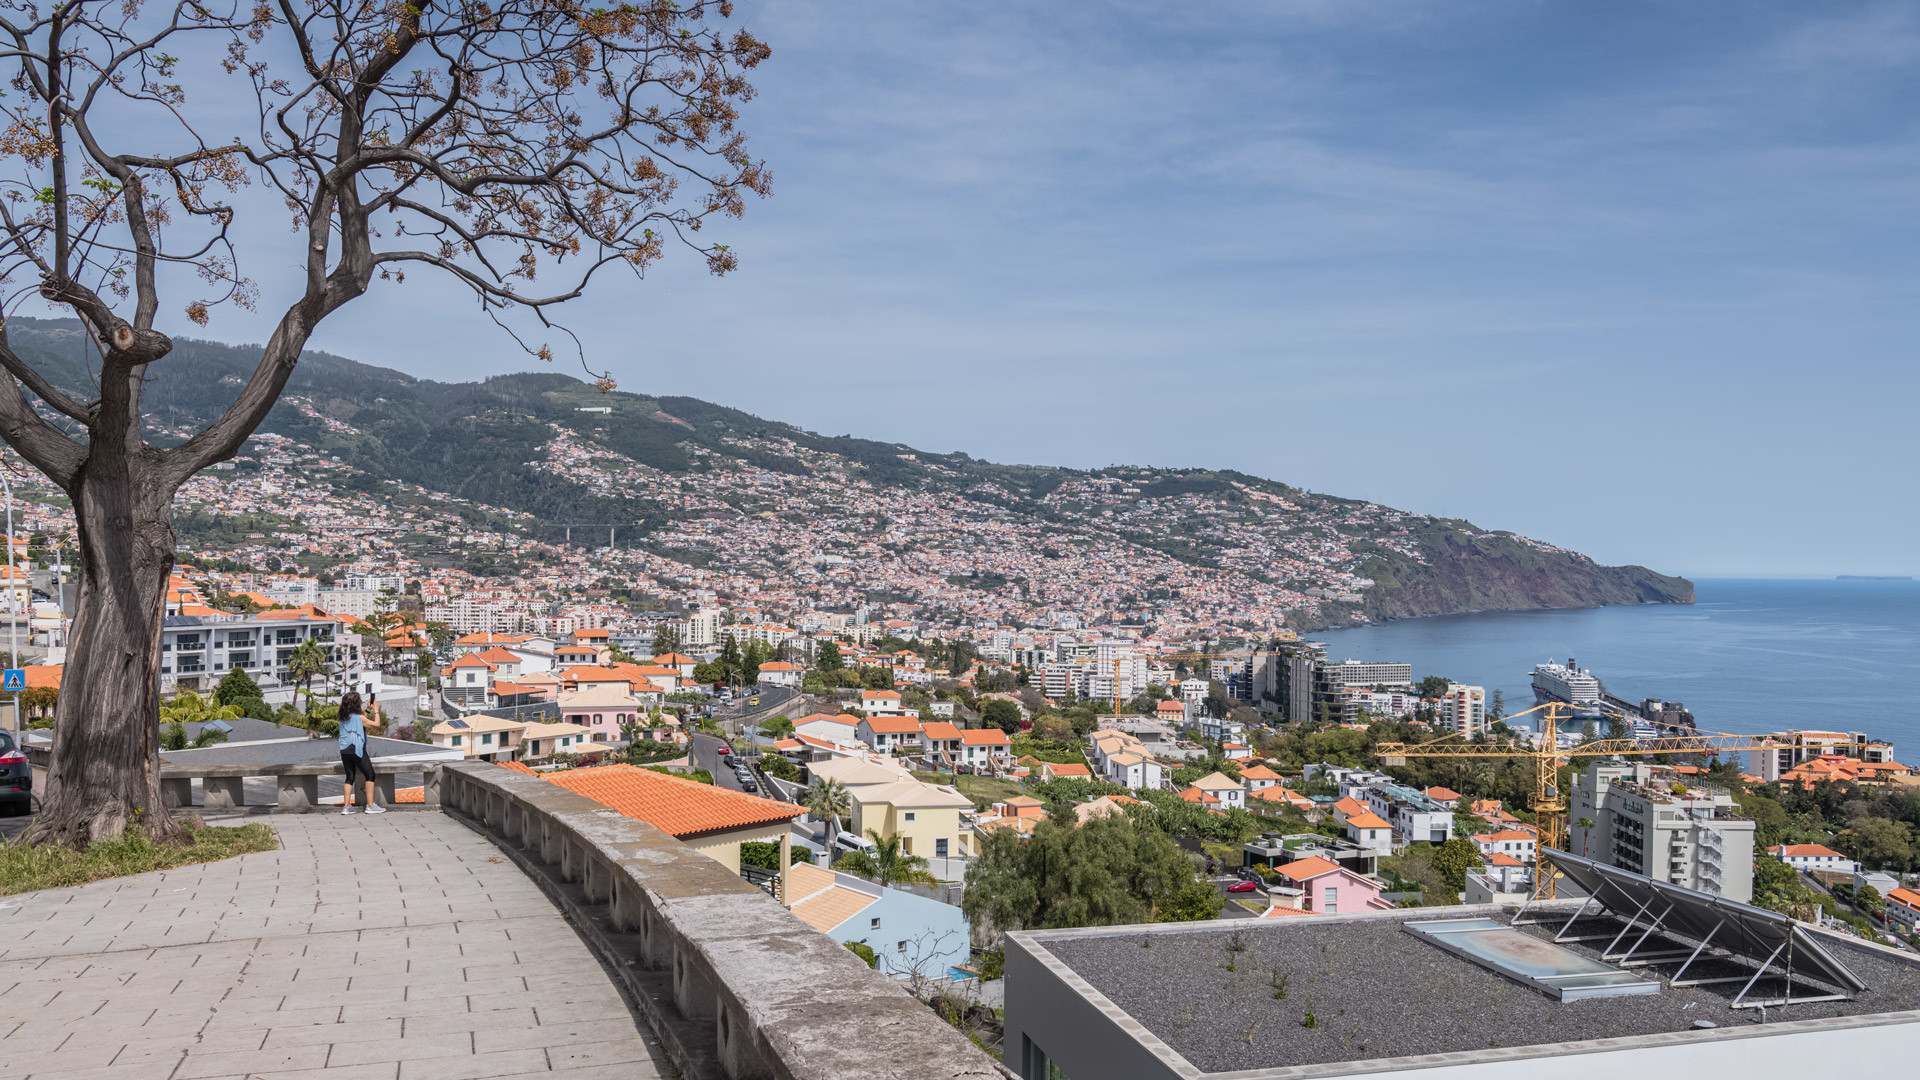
[962,816,1212,942]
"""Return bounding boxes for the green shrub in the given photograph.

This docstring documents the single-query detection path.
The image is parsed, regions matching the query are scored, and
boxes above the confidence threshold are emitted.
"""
[845,941,877,968]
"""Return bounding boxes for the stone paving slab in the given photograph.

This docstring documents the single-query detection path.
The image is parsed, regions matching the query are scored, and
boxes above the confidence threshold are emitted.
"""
[0,813,669,1079]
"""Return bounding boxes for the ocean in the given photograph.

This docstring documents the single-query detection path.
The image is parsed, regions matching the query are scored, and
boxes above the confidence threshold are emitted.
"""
[1314,578,1919,751]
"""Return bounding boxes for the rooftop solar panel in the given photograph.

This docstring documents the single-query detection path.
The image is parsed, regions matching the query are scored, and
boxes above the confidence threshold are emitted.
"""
[1539,848,1865,1007]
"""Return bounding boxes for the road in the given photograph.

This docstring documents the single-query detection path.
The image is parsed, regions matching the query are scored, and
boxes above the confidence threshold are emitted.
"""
[1212,876,1265,918]
[689,732,759,796]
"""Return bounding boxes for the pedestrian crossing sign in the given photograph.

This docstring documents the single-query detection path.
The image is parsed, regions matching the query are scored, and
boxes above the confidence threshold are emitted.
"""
[2,669,23,691]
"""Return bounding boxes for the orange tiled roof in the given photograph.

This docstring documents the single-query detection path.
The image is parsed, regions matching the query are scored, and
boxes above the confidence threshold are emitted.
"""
[1275,856,1343,882]
[1771,843,1846,859]
[1345,811,1391,830]
[542,764,803,839]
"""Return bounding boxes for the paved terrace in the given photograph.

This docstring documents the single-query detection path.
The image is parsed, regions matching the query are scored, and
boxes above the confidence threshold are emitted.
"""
[0,762,1008,1080]
[0,813,671,1080]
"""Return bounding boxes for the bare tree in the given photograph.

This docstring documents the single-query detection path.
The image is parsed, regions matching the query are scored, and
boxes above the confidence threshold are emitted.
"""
[0,0,770,845]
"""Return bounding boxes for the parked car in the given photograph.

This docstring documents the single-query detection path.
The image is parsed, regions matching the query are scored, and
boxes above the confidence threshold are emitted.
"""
[1227,880,1259,893]
[739,779,758,793]
[0,729,30,815]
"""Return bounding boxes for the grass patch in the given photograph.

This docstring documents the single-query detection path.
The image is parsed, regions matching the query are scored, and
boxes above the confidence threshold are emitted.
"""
[913,771,1025,810]
[0,824,280,896]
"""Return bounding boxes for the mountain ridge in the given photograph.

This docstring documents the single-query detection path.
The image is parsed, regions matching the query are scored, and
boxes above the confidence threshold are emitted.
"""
[1,316,1693,630]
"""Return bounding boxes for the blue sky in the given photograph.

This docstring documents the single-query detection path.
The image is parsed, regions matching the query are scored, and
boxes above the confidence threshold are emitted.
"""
[126,2,1920,577]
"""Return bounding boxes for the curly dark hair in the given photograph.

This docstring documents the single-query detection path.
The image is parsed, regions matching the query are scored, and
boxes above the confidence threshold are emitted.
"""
[339,691,363,718]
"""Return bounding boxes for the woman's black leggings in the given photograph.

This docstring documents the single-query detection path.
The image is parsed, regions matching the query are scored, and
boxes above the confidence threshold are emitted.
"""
[341,748,375,786]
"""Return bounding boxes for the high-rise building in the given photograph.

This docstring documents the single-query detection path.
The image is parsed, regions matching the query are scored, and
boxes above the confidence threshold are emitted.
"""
[1437,683,1487,736]
[1568,761,1755,902]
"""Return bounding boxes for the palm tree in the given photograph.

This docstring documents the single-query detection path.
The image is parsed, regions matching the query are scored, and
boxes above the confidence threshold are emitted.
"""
[1576,817,1596,858]
[806,777,852,856]
[158,690,243,750]
[832,829,938,888]
[285,638,330,735]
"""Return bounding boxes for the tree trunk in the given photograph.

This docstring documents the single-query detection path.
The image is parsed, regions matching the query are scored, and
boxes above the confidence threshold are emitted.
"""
[22,450,186,846]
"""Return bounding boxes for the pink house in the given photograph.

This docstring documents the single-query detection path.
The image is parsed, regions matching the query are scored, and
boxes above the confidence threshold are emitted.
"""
[1265,856,1392,915]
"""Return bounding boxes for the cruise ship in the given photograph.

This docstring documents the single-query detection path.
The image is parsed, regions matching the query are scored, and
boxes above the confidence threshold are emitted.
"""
[1531,658,1606,718]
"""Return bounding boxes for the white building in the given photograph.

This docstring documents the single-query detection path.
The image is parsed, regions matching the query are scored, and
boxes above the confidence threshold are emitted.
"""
[1769,844,1856,875]
[1569,761,1756,902]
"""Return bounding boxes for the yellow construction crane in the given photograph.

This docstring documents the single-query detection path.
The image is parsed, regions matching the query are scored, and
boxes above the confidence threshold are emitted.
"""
[1376,702,1780,898]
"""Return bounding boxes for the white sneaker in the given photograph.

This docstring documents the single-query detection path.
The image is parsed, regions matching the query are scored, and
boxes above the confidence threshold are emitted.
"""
[365,804,388,815]
[341,804,356,815]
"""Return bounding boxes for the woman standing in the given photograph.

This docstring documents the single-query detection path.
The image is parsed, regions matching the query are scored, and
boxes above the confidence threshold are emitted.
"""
[337,691,386,815]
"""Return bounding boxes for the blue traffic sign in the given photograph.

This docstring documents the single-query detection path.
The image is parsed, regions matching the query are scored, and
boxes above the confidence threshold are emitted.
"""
[2,669,23,691]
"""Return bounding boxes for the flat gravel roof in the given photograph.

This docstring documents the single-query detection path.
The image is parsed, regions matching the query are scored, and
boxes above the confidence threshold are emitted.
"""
[1037,912,1920,1073]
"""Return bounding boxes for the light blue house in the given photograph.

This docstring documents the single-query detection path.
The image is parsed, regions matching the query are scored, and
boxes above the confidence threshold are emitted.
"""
[786,862,969,979]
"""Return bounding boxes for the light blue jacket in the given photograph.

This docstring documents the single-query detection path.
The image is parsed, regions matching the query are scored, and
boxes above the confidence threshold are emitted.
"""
[338,712,367,755]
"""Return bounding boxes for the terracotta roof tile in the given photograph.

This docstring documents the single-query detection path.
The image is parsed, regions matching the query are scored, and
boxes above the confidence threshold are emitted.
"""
[542,764,802,839]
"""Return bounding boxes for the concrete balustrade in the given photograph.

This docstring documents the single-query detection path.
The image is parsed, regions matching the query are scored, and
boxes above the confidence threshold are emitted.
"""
[158,760,438,811]
[437,760,1013,1080]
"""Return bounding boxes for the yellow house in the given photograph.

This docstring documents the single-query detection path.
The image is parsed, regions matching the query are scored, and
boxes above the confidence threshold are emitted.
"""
[430,715,523,761]
[848,778,975,861]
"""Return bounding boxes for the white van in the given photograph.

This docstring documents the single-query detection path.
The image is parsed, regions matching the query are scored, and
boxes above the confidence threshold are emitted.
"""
[833,831,876,856]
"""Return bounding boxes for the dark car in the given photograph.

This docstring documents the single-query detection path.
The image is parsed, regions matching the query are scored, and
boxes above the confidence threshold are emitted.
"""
[739,779,759,793]
[0,729,30,814]
[1227,880,1259,893]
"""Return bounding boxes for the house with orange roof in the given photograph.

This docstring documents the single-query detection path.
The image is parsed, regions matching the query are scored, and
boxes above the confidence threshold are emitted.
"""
[856,715,925,755]
[1262,855,1391,914]
[1343,809,1393,856]
[1329,796,1369,824]
[1040,761,1093,781]
[450,631,531,656]
[651,652,700,678]
[1886,887,1920,931]
[555,641,610,667]
[1221,742,1252,761]
[1238,764,1281,792]
[958,727,1012,771]
[1769,843,1856,874]
[756,660,803,688]
[1424,786,1461,807]
[859,689,910,717]
[1154,698,1188,724]
[542,764,805,878]
[1472,830,1537,863]
[440,652,498,709]
[1249,785,1319,815]
[918,721,964,761]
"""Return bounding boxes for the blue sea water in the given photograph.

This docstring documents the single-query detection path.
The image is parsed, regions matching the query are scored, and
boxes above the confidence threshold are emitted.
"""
[1314,578,1920,751]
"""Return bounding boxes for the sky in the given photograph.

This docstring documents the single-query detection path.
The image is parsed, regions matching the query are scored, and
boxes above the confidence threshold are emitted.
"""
[47,1,1920,578]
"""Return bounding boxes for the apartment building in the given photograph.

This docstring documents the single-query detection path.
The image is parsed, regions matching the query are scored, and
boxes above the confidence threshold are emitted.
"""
[1361,783,1455,846]
[160,611,359,693]
[1435,683,1487,736]
[1323,659,1413,689]
[1745,730,1899,782]
[1568,761,1756,902]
